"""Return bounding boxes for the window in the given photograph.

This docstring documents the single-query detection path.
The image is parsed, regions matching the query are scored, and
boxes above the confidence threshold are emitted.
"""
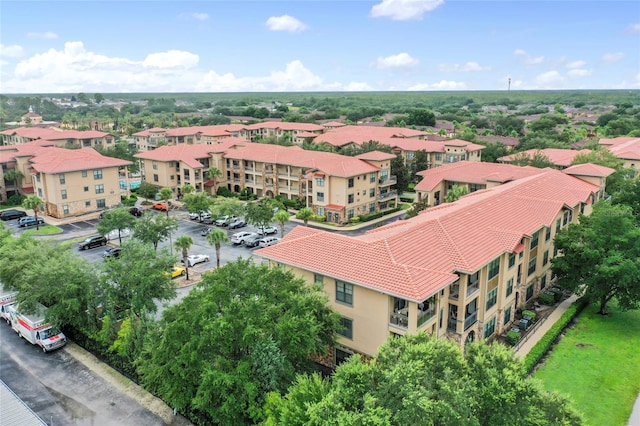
[37,188,43,197]
[82,171,87,178]
[84,186,89,192]
[348,194,354,203]
[314,273,323,284]
[152,161,158,170]
[316,192,324,202]
[526,284,534,300]
[315,177,324,187]
[435,153,442,161]
[545,227,551,241]
[484,316,496,338]
[61,189,67,200]
[153,174,159,183]
[93,169,103,180]
[506,278,514,297]
[347,209,354,219]
[97,198,106,208]
[95,184,104,194]
[59,174,66,184]
[488,258,500,280]
[338,317,353,339]
[541,274,547,289]
[530,231,539,249]
[63,204,69,215]
[370,173,376,183]
[85,201,91,207]
[486,288,497,310]
[369,203,376,213]
[36,174,41,183]
[543,250,549,266]
[336,280,353,305]
[406,151,415,160]
[556,218,561,233]
[170,175,175,180]
[370,188,375,197]
[335,348,351,366]
[504,306,512,325]
[508,253,516,269]
[528,258,536,276]
[348,178,354,188]
[317,207,324,216]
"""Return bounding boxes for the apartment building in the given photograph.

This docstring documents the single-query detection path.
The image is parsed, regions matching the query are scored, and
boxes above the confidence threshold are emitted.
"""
[0,127,115,149]
[132,125,247,151]
[498,148,592,168]
[598,136,640,170]
[135,142,399,223]
[313,125,430,149]
[0,144,131,217]
[391,138,485,169]
[256,166,611,366]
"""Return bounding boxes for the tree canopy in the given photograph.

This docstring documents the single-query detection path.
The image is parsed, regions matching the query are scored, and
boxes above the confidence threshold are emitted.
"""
[137,259,339,425]
[97,206,136,245]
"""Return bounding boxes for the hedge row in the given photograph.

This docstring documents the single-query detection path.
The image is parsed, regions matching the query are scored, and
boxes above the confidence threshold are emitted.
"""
[523,297,588,374]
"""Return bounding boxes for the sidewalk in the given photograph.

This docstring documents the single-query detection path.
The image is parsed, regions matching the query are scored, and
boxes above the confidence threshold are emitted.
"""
[514,294,578,357]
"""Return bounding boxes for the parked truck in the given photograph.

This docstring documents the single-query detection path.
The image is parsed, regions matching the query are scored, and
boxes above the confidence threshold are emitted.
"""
[0,287,17,324]
[9,303,67,352]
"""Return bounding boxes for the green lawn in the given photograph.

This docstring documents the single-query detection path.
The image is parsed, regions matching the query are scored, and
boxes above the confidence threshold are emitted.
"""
[534,304,640,426]
[22,225,63,236]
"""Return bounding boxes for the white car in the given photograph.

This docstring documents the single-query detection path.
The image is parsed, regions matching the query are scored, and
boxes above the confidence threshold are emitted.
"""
[257,226,278,236]
[231,231,258,245]
[258,236,280,248]
[189,210,211,220]
[181,254,210,267]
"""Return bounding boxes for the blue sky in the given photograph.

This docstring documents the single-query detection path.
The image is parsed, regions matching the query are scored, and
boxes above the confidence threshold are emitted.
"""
[1,0,639,93]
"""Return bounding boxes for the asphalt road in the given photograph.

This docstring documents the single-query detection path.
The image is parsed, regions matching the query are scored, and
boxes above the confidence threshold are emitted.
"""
[0,321,167,426]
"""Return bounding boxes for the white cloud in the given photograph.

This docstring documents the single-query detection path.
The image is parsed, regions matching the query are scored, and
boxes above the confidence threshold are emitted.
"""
[143,50,199,69]
[376,52,419,69]
[178,12,209,21]
[371,0,444,21]
[438,61,491,72]
[265,15,308,33]
[408,80,467,90]
[0,43,25,58]
[514,49,544,65]
[601,52,624,63]
[567,69,592,78]
[565,60,586,69]
[534,70,565,88]
[627,23,640,33]
[26,31,58,39]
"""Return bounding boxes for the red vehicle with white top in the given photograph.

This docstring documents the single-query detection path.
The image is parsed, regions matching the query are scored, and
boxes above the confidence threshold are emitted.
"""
[10,303,67,352]
[0,288,17,324]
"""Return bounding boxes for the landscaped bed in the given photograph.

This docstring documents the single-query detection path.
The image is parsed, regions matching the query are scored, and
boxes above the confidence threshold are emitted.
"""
[534,303,640,426]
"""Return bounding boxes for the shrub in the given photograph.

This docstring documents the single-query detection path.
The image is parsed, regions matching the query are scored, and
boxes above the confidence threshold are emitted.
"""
[312,214,326,223]
[537,292,555,306]
[506,330,521,346]
[522,310,537,321]
[400,197,414,203]
[350,216,360,224]
[523,298,588,373]
[359,206,402,222]
[216,187,233,197]
[5,194,25,206]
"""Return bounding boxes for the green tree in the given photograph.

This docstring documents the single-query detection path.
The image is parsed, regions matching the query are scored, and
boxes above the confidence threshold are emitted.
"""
[3,169,24,194]
[181,183,194,196]
[181,192,212,219]
[174,235,193,280]
[96,207,136,245]
[552,202,640,315]
[22,195,44,231]
[137,259,340,425]
[478,142,509,163]
[406,108,436,127]
[244,200,276,235]
[445,184,470,203]
[94,93,104,104]
[296,207,314,226]
[212,197,244,218]
[390,154,410,194]
[273,210,290,236]
[159,187,173,217]
[611,177,640,218]
[206,228,229,268]
[137,181,158,200]
[133,213,178,251]
[265,334,583,425]
[99,239,176,319]
[411,150,429,177]
[207,167,222,195]
[510,151,556,168]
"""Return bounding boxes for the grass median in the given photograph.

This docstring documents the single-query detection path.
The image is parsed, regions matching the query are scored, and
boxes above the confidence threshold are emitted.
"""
[22,225,63,236]
[534,303,640,426]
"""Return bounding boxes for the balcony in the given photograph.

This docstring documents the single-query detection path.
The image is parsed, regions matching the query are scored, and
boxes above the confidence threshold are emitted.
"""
[447,318,458,332]
[464,312,477,330]
[378,191,397,200]
[264,168,274,175]
[390,312,408,328]
[467,281,479,298]
[417,307,437,327]
[449,284,460,300]
[379,176,397,186]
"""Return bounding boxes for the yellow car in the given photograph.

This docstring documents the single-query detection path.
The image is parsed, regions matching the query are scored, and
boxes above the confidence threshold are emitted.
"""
[165,266,186,279]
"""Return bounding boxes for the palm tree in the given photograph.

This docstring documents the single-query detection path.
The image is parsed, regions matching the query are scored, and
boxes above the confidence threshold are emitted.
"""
[274,210,290,236]
[295,207,314,226]
[174,235,193,280]
[159,187,173,217]
[4,169,24,195]
[206,228,229,268]
[22,195,44,231]
[207,167,222,196]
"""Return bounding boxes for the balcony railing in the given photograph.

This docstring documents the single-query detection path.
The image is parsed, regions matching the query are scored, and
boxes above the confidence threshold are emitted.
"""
[464,312,477,330]
[417,308,437,327]
[449,284,460,300]
[264,169,274,175]
[467,282,479,298]
[379,191,397,200]
[447,318,458,332]
[390,312,408,328]
[379,176,397,185]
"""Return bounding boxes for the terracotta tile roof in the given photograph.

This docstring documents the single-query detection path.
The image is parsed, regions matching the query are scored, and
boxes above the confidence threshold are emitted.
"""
[415,161,543,191]
[498,148,591,167]
[324,204,345,210]
[563,163,615,177]
[313,125,429,147]
[29,147,132,174]
[354,151,396,161]
[134,144,220,169]
[322,121,347,128]
[599,137,640,161]
[476,136,520,147]
[257,169,600,302]
[1,127,61,139]
[245,122,324,132]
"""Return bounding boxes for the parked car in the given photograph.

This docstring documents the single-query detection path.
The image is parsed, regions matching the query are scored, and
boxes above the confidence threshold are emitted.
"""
[257,226,278,235]
[0,209,27,221]
[190,210,211,220]
[102,247,122,259]
[258,236,280,248]
[153,201,169,211]
[199,212,212,222]
[79,235,108,250]
[244,234,264,248]
[215,215,236,227]
[201,216,215,224]
[228,218,246,229]
[181,254,210,267]
[231,231,257,245]
[165,266,186,279]
[200,227,212,236]
[129,206,144,217]
[17,216,45,228]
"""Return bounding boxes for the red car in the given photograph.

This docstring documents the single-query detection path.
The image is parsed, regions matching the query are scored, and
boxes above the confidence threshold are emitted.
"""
[152,202,169,211]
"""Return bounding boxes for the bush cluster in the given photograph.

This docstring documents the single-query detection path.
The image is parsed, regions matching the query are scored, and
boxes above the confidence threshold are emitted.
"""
[358,206,403,222]
[506,330,521,346]
[537,292,555,306]
[5,194,25,206]
[523,298,588,373]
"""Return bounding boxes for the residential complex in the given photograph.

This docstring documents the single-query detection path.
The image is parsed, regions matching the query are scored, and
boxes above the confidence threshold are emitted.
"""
[135,141,398,223]
[598,136,640,170]
[0,144,130,217]
[256,164,612,366]
[0,127,115,149]
[498,148,592,168]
